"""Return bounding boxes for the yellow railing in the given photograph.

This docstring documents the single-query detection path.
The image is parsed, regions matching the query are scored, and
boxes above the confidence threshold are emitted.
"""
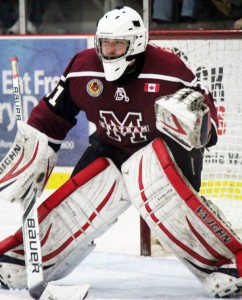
[200,180,242,200]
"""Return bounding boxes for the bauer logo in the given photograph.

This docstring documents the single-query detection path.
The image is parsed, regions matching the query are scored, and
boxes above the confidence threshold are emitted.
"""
[86,79,103,97]
[27,218,41,273]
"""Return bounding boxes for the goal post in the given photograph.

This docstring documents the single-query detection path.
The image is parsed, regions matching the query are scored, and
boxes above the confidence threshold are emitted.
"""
[140,29,242,256]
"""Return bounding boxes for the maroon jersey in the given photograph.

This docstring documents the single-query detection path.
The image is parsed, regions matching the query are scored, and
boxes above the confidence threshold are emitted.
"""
[28,43,218,155]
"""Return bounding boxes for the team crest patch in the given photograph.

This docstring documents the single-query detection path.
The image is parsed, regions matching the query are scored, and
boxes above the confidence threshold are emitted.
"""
[86,79,103,97]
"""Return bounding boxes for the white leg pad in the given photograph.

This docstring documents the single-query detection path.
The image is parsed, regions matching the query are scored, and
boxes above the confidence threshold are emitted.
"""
[0,157,130,289]
[122,138,242,297]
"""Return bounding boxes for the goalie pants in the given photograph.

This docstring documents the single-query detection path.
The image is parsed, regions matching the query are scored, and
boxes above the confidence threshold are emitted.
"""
[73,132,204,192]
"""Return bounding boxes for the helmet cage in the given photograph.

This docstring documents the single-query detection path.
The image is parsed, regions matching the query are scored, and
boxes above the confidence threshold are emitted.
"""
[95,36,136,63]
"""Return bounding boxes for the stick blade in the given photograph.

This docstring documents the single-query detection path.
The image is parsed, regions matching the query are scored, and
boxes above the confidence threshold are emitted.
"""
[39,283,89,300]
[28,280,47,299]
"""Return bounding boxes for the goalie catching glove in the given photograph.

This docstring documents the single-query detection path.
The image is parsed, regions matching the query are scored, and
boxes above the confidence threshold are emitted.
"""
[0,121,57,203]
[155,88,211,150]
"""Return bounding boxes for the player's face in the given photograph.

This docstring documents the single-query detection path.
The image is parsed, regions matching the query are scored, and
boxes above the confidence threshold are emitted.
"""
[100,38,129,60]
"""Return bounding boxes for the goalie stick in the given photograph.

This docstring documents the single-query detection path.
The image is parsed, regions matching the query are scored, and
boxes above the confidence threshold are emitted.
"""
[9,56,46,299]
[9,56,89,300]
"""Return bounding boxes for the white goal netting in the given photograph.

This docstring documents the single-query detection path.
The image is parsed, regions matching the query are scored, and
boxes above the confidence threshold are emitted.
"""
[148,32,242,255]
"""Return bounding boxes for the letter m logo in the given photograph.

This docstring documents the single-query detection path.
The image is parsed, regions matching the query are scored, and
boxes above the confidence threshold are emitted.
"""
[99,111,149,143]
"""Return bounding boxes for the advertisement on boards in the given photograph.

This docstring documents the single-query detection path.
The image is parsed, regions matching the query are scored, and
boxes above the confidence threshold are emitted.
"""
[0,36,89,166]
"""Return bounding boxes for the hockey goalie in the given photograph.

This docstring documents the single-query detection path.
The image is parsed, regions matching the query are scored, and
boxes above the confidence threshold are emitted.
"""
[1,5,242,299]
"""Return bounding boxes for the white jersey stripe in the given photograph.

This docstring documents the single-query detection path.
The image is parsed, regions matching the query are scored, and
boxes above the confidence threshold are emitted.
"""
[66,71,105,79]
[66,70,197,88]
[138,73,197,87]
[48,136,63,145]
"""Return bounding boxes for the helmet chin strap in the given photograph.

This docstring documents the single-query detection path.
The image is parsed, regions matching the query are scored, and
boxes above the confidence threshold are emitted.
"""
[115,52,145,83]
[123,53,140,76]
[124,59,136,75]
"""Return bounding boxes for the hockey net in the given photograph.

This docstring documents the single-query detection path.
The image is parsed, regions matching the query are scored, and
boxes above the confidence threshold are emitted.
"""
[141,30,242,256]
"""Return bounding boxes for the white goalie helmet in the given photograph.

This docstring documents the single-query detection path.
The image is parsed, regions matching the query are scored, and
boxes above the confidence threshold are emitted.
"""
[95,6,148,81]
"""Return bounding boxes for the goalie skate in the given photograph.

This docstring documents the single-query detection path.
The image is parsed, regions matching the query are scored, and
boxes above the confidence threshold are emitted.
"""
[203,272,242,298]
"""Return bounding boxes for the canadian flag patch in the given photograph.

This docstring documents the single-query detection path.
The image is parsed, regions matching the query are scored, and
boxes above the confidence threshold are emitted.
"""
[144,83,160,92]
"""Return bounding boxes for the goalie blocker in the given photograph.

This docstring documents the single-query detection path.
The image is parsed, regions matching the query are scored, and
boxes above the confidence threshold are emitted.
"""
[0,122,57,203]
[121,138,242,298]
[0,157,130,289]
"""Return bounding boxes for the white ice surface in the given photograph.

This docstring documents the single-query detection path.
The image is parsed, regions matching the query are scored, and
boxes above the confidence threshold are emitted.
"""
[0,192,213,300]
